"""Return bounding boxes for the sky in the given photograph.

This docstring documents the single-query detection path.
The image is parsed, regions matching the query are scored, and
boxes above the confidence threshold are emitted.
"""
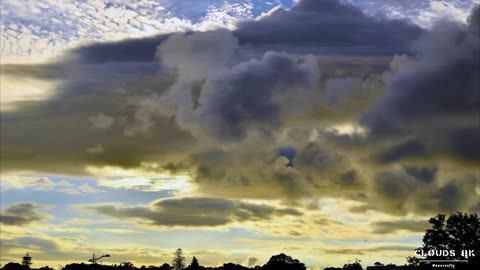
[0,0,479,269]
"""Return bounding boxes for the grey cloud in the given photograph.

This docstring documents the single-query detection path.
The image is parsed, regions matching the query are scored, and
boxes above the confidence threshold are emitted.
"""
[0,59,195,174]
[0,202,49,226]
[403,166,437,183]
[152,48,320,141]
[372,219,429,234]
[234,0,422,55]
[191,51,319,140]
[362,5,480,163]
[448,127,480,161]
[157,30,239,82]
[83,197,302,227]
[69,34,171,64]
[245,256,258,267]
[352,167,479,215]
[0,236,59,255]
[468,4,480,34]
[189,140,364,201]
[317,244,417,255]
[376,139,426,163]
[314,217,344,226]
[89,113,115,129]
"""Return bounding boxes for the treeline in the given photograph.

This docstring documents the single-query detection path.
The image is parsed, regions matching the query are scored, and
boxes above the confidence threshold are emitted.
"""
[1,253,305,270]
[2,252,479,270]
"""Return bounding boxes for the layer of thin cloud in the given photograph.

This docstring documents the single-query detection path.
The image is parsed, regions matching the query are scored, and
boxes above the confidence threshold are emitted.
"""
[0,175,99,194]
[82,197,302,227]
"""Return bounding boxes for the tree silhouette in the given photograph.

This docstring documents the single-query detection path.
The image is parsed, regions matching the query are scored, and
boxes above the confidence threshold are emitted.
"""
[420,212,479,263]
[263,254,306,270]
[159,263,172,270]
[172,249,185,270]
[189,257,199,269]
[22,253,32,267]
[342,258,362,270]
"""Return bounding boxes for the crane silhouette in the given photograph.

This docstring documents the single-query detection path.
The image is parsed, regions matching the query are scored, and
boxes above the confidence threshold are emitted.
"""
[88,254,111,264]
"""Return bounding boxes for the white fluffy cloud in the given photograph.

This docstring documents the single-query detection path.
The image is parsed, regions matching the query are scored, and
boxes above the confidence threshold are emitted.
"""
[345,0,478,28]
[0,0,255,59]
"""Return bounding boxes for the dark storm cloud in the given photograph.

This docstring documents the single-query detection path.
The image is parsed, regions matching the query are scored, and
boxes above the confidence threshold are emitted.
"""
[234,0,423,55]
[448,127,480,161]
[1,0,479,219]
[83,197,302,227]
[0,202,49,226]
[68,34,171,64]
[362,5,480,162]
[403,166,437,183]
[351,166,479,215]
[190,51,318,140]
[469,3,480,34]
[376,139,426,163]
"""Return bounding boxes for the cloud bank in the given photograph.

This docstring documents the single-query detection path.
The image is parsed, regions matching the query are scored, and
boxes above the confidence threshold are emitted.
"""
[1,0,479,220]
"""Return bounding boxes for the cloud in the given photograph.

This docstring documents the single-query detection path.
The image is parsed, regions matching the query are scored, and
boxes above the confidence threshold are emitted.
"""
[77,183,97,193]
[376,139,426,163]
[345,0,478,28]
[0,202,49,226]
[52,0,423,65]
[157,30,239,82]
[0,63,196,173]
[1,0,479,220]
[1,236,60,254]
[362,5,480,163]
[234,0,422,55]
[86,144,104,155]
[0,175,99,195]
[0,70,60,111]
[316,244,417,255]
[86,164,192,193]
[350,166,480,215]
[82,197,302,227]
[89,113,115,129]
[171,50,320,141]
[244,256,259,267]
[0,0,255,59]
[371,219,429,234]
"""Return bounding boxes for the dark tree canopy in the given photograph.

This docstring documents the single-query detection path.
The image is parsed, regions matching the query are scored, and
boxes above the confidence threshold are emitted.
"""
[159,263,172,270]
[421,213,480,263]
[2,263,29,270]
[263,254,306,270]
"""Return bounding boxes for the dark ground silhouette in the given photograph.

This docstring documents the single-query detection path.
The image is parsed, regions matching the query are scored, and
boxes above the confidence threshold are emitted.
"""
[1,213,478,270]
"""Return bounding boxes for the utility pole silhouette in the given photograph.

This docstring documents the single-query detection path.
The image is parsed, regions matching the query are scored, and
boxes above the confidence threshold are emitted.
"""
[88,254,111,264]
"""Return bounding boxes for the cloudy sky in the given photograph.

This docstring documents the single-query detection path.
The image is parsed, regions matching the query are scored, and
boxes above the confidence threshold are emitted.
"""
[1,0,479,269]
